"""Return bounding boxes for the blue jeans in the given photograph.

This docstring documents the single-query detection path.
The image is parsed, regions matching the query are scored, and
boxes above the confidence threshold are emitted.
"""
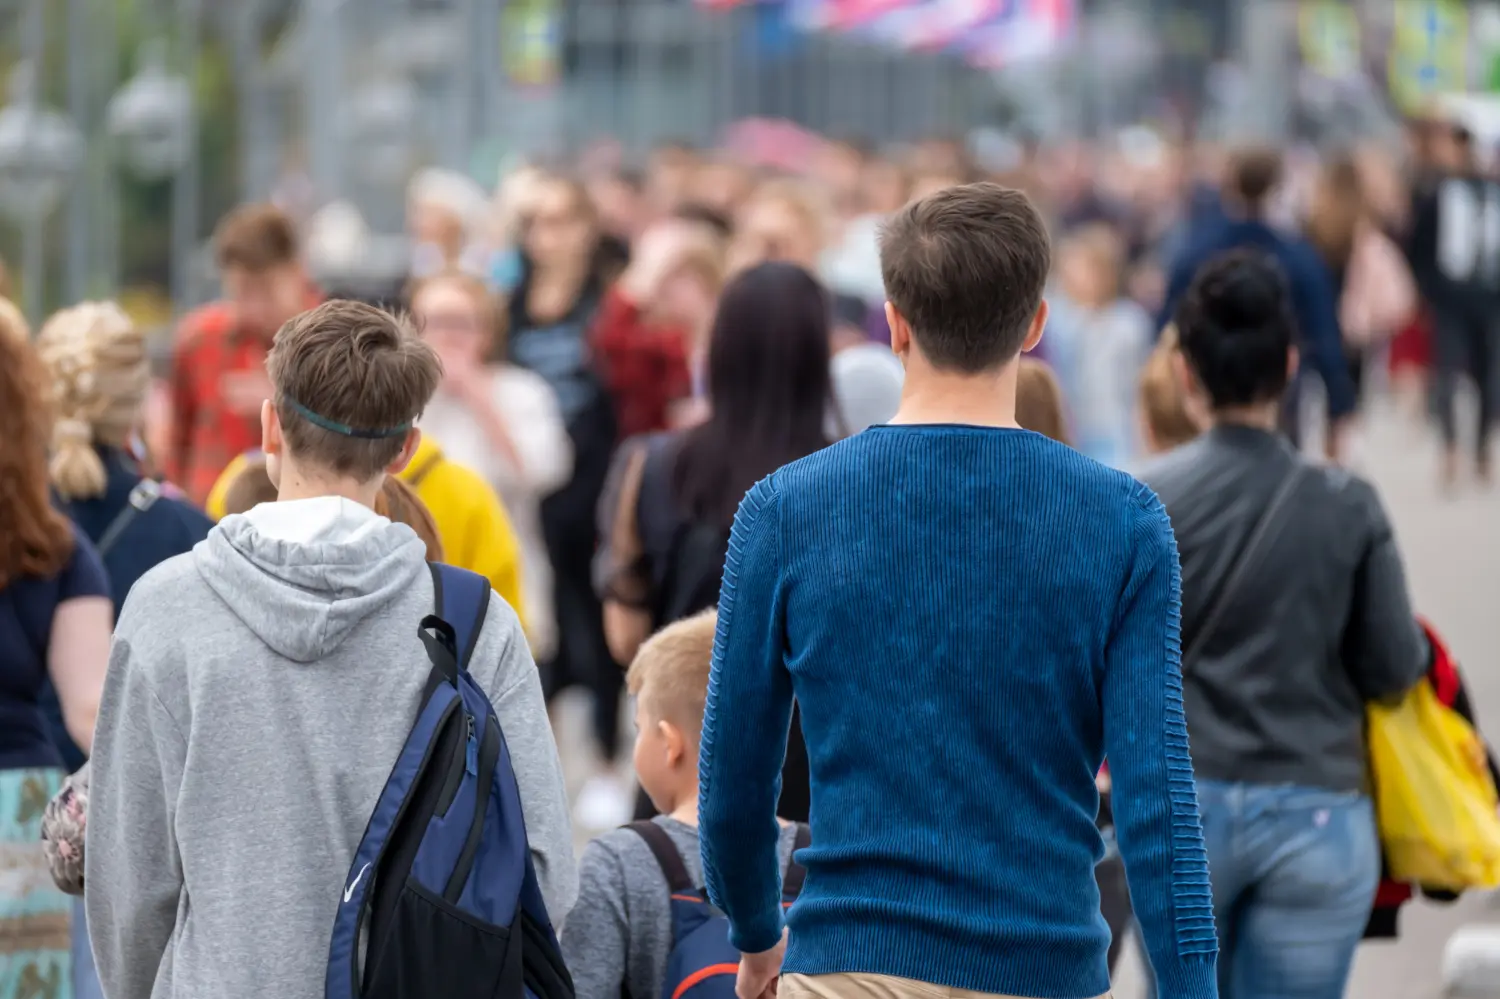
[1197,780,1379,999]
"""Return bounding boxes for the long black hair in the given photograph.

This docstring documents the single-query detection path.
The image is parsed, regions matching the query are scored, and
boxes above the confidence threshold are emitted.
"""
[673,261,834,526]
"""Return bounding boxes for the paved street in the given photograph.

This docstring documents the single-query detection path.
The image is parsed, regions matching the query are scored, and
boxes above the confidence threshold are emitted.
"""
[557,396,1500,999]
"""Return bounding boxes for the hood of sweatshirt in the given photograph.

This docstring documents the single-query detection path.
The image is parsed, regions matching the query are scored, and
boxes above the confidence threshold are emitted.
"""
[195,496,428,662]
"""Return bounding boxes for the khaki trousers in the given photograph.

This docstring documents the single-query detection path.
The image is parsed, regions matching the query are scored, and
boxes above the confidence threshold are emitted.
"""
[782,972,1110,999]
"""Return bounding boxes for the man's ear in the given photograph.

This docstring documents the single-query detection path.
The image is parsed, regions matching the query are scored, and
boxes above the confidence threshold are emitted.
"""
[1021,299,1049,354]
[385,428,422,475]
[885,301,911,361]
[261,399,281,456]
[1286,345,1301,381]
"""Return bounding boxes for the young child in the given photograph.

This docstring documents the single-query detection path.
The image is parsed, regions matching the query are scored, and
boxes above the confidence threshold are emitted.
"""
[84,300,575,999]
[561,610,803,999]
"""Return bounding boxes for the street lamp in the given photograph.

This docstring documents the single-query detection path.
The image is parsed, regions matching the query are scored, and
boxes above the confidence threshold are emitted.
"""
[107,40,193,181]
[108,31,198,314]
[346,75,420,191]
[0,62,84,326]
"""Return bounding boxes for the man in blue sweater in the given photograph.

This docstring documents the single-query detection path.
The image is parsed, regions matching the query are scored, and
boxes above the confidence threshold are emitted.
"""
[698,182,1217,999]
[1157,147,1356,456]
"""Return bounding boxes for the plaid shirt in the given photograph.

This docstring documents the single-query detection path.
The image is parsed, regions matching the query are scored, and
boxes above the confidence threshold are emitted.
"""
[590,286,693,440]
[164,303,274,507]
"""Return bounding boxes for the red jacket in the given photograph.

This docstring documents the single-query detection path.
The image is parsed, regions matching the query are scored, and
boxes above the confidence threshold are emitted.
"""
[590,286,693,441]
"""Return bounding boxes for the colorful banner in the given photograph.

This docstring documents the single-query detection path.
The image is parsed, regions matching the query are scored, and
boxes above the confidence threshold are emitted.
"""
[1389,0,1467,110]
[1298,0,1362,79]
[861,0,1006,52]
[501,0,561,87]
[702,0,1075,67]
[963,0,1075,69]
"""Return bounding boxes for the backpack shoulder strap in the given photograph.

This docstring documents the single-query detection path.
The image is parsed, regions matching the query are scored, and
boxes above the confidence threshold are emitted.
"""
[95,479,162,558]
[420,564,492,700]
[625,820,693,894]
[781,823,811,898]
[429,563,492,671]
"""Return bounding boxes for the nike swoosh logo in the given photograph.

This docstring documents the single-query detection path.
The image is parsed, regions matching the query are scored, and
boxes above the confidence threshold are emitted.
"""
[344,862,372,904]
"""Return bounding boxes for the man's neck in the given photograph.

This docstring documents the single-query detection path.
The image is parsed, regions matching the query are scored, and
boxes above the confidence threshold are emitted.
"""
[888,363,1019,429]
[276,467,383,508]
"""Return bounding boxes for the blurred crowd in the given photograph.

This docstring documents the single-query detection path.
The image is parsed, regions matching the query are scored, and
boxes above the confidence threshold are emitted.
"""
[26,110,1500,836]
[6,95,1500,999]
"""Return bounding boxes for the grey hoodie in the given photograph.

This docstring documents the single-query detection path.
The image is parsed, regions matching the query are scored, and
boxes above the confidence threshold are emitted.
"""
[85,497,576,999]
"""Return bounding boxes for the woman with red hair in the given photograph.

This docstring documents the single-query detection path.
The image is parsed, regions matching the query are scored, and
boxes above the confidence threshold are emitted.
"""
[0,297,113,996]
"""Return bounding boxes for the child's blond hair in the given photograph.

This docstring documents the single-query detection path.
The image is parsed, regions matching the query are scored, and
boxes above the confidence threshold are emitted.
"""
[1016,358,1072,446]
[627,610,717,738]
[35,302,150,500]
[1138,325,1201,454]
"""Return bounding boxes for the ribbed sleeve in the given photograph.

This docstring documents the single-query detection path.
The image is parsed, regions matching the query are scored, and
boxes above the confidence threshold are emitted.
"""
[698,475,794,954]
[1103,487,1218,998]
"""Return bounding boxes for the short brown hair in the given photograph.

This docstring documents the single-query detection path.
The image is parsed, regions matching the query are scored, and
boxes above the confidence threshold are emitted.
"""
[627,610,717,735]
[879,182,1050,372]
[215,203,300,272]
[1138,326,1201,453]
[1016,358,1071,446]
[266,300,442,481]
[1225,147,1283,210]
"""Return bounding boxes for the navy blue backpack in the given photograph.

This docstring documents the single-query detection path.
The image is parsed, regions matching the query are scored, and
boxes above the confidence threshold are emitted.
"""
[627,821,810,999]
[326,563,573,999]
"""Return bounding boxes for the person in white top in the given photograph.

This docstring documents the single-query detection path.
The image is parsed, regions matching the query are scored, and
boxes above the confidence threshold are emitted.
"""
[411,269,574,661]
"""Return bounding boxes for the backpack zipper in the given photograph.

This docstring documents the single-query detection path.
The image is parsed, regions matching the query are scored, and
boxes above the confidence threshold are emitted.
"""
[444,713,499,901]
[464,715,478,776]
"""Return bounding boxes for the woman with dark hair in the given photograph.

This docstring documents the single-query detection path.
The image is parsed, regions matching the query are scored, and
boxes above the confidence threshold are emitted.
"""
[504,173,629,827]
[596,261,835,821]
[1140,249,1427,999]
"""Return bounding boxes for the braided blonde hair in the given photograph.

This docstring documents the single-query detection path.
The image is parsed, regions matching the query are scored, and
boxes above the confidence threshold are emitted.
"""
[35,302,149,501]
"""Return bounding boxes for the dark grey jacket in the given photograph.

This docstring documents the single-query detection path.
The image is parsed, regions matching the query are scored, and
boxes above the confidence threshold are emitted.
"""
[1139,425,1427,792]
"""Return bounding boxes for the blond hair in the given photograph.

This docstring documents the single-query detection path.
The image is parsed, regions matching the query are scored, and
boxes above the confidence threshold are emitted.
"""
[35,302,149,500]
[1138,325,1201,454]
[627,610,717,735]
[1016,358,1071,446]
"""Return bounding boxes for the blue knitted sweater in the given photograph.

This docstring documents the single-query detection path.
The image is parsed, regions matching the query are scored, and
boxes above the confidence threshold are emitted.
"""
[698,425,1218,999]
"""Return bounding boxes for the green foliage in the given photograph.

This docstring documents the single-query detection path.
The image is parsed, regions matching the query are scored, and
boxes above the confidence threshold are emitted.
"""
[0,0,243,313]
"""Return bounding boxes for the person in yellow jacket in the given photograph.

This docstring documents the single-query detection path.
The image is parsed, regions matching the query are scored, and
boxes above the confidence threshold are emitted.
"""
[205,436,527,627]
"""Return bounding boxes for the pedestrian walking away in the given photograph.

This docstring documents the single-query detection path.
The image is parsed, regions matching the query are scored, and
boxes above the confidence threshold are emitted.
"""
[698,183,1217,999]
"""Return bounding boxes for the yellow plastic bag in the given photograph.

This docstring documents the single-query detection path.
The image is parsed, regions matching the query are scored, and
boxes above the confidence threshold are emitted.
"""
[1368,680,1500,890]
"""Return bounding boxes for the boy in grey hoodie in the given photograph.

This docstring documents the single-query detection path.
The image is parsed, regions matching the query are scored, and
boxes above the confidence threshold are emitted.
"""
[85,300,576,999]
